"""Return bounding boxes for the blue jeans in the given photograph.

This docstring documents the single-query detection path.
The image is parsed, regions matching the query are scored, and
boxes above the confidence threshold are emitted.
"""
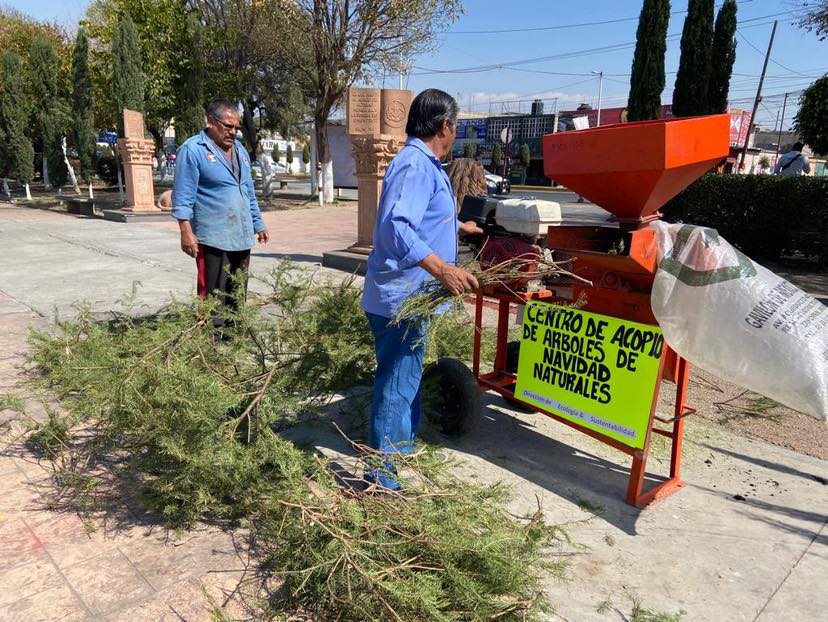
[365,313,429,486]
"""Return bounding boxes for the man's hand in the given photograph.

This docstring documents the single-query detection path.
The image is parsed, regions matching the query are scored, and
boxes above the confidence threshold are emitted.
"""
[458,220,484,236]
[437,264,479,296]
[177,220,199,257]
[257,229,270,244]
[419,253,478,296]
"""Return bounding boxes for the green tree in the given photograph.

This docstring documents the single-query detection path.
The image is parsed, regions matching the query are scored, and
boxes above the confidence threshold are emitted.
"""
[286,143,294,167]
[292,0,463,204]
[793,76,828,156]
[0,52,35,199]
[796,0,828,40]
[272,143,281,167]
[519,143,531,168]
[111,13,145,135]
[708,0,737,114]
[672,0,714,117]
[30,37,69,190]
[463,143,475,159]
[190,0,310,160]
[491,143,503,169]
[71,28,95,192]
[84,0,191,155]
[627,0,670,122]
[302,143,310,164]
[174,11,204,146]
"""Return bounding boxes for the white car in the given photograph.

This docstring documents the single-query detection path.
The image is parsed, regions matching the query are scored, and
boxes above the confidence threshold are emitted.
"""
[484,170,511,195]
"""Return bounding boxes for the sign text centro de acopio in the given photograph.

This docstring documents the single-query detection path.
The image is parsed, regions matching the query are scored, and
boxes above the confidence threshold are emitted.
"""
[514,301,664,449]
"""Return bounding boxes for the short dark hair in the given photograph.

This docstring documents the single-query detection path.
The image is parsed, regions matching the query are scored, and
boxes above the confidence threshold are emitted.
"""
[207,98,239,120]
[792,141,804,151]
[405,89,458,139]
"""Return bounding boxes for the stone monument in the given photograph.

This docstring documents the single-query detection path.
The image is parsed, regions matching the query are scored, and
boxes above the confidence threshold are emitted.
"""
[346,87,412,253]
[117,109,159,213]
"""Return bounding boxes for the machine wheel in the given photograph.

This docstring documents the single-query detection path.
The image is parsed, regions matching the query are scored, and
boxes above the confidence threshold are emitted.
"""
[503,340,537,413]
[422,358,482,436]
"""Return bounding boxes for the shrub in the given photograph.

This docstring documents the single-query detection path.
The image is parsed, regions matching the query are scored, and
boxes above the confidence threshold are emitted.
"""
[95,155,119,186]
[661,173,828,263]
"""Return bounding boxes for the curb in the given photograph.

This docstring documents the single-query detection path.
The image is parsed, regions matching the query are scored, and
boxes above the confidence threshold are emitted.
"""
[511,185,569,191]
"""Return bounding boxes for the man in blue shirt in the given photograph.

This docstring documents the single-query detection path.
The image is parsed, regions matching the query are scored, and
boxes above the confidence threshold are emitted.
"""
[172,99,269,333]
[361,89,481,489]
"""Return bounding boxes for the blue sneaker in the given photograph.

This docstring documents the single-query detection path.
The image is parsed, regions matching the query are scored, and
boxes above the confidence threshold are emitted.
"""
[364,463,402,491]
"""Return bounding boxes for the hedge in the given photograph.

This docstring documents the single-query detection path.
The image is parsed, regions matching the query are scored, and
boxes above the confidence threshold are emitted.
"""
[661,174,828,264]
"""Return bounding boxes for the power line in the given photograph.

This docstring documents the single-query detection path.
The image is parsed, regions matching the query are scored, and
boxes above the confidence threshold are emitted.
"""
[443,0,767,35]
[735,28,814,78]
[414,13,802,77]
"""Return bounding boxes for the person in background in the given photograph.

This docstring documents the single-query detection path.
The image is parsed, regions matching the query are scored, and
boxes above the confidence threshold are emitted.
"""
[361,89,482,490]
[774,142,811,176]
[171,98,269,337]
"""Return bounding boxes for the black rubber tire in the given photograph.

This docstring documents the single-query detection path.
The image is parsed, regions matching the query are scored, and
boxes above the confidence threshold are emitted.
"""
[502,340,537,413]
[505,340,521,374]
[421,358,482,436]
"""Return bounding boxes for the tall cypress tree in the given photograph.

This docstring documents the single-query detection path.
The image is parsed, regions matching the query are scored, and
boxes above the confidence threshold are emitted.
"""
[111,13,145,136]
[0,52,35,199]
[71,28,95,189]
[175,12,205,146]
[627,0,671,121]
[30,37,69,191]
[672,0,715,117]
[708,0,738,114]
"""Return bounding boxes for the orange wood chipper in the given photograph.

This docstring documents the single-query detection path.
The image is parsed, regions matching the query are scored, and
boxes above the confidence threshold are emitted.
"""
[426,114,730,507]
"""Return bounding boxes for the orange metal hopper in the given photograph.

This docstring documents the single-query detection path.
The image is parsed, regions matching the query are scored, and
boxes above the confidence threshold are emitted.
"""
[543,114,730,225]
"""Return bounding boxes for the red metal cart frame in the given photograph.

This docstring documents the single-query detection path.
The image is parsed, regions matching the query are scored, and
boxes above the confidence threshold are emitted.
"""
[471,287,695,508]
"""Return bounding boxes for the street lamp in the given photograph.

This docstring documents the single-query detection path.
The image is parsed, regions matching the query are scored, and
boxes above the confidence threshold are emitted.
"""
[591,70,603,127]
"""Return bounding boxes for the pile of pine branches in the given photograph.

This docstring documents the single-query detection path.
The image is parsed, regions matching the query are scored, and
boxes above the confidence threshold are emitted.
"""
[18,264,571,621]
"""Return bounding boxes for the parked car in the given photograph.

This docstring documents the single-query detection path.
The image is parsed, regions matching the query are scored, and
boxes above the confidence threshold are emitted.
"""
[483,169,511,195]
[250,160,263,181]
[440,163,512,196]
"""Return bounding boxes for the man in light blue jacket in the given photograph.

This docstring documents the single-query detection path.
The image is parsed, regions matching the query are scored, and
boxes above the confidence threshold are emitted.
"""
[172,99,269,331]
[361,89,482,489]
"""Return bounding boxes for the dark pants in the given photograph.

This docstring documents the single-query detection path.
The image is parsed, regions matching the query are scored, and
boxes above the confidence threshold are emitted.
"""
[196,243,250,328]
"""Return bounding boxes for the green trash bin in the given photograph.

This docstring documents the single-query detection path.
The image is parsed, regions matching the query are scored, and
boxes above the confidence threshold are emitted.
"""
[508,170,525,185]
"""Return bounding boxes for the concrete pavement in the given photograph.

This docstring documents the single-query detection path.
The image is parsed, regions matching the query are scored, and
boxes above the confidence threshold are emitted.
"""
[0,203,826,621]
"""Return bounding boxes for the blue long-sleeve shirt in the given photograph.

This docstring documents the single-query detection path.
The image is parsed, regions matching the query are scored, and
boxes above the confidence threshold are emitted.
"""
[171,130,265,251]
[361,137,459,318]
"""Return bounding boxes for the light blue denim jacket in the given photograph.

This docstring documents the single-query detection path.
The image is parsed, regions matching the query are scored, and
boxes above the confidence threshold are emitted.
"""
[171,130,265,251]
[361,137,459,318]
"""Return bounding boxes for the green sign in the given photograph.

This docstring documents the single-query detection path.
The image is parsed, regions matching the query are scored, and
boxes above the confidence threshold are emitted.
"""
[514,302,664,449]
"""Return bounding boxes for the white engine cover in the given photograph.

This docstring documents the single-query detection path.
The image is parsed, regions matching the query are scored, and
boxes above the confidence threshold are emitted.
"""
[495,198,562,236]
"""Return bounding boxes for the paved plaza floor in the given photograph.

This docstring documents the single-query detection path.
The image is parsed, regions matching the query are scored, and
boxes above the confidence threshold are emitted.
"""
[1,203,826,621]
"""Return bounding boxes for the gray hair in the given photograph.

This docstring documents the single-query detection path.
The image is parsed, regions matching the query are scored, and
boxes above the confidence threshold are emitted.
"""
[405,89,458,139]
[207,98,239,120]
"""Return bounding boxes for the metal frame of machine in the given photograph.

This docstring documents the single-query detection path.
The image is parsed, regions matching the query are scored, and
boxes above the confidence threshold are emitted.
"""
[470,287,694,508]
[463,114,730,508]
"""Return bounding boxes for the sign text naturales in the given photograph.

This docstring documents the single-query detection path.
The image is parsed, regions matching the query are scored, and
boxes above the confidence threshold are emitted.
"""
[515,302,664,449]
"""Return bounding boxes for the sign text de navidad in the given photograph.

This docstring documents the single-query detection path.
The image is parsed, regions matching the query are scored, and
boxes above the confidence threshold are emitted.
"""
[523,305,664,405]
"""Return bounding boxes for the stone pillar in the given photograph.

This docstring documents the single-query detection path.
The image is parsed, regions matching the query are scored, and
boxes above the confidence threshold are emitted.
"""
[346,87,412,255]
[118,109,160,213]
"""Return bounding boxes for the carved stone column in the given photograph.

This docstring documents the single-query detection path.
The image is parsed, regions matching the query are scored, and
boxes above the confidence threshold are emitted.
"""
[348,135,404,254]
[344,88,412,255]
[117,137,160,212]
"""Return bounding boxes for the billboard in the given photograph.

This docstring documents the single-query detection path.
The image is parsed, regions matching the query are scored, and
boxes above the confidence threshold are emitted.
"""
[728,109,753,148]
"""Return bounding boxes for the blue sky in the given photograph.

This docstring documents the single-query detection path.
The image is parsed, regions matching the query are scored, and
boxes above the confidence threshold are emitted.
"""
[9,0,827,130]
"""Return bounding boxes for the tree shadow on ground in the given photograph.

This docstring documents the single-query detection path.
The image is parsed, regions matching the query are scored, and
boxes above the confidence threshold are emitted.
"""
[702,443,828,485]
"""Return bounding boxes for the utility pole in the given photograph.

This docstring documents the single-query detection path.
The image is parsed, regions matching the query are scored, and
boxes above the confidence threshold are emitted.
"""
[592,70,604,126]
[739,20,777,171]
[774,91,789,166]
